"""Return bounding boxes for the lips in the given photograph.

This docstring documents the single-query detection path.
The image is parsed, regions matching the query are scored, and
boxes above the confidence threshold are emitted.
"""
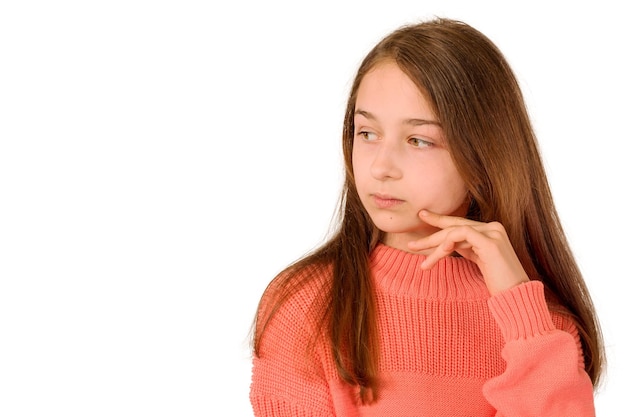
[372,193,404,209]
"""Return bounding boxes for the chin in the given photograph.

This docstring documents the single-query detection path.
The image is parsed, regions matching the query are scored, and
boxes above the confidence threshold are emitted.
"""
[371,218,423,235]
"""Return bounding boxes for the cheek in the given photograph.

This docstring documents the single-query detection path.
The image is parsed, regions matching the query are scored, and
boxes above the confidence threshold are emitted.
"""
[351,149,368,187]
[441,174,469,211]
[410,162,467,208]
[451,184,470,209]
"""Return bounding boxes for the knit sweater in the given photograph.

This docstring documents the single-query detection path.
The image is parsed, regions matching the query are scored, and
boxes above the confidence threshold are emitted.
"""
[250,244,595,416]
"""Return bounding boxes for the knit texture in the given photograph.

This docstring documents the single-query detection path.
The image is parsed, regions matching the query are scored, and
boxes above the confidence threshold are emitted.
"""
[250,244,595,416]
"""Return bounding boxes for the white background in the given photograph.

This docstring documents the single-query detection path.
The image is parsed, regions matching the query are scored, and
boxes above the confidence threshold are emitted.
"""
[1,1,624,415]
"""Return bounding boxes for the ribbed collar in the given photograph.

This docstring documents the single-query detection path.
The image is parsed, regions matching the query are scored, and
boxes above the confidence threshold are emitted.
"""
[370,244,489,300]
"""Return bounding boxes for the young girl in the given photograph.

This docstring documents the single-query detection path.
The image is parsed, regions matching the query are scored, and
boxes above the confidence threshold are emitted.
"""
[250,18,604,416]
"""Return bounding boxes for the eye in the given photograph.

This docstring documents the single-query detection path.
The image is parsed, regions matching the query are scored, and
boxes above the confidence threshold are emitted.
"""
[408,137,434,148]
[357,130,379,141]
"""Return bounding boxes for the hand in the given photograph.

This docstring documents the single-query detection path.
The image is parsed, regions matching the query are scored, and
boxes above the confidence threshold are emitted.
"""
[407,210,530,295]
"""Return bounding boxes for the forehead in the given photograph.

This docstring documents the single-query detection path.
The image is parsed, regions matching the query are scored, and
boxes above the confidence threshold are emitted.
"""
[355,62,436,121]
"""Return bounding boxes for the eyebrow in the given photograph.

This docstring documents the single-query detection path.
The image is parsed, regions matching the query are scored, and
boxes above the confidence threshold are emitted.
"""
[355,109,441,126]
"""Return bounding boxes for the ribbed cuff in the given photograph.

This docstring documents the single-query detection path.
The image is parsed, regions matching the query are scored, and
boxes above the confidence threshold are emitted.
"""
[487,280,556,342]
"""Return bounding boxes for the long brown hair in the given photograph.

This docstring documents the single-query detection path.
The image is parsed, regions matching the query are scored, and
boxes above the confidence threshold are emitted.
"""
[253,17,605,402]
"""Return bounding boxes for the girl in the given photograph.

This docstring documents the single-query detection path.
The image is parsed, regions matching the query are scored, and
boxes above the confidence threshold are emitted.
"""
[250,18,604,416]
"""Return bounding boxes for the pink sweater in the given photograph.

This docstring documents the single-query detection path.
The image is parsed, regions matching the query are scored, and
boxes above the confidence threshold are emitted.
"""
[250,244,595,416]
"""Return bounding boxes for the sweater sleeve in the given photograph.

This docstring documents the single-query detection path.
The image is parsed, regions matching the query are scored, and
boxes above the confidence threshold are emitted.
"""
[250,282,336,417]
[482,280,595,416]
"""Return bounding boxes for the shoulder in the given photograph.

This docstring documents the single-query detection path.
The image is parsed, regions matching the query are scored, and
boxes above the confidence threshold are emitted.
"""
[255,260,333,355]
[261,261,332,315]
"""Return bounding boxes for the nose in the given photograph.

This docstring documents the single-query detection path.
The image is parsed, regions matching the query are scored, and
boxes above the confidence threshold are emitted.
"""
[370,141,402,181]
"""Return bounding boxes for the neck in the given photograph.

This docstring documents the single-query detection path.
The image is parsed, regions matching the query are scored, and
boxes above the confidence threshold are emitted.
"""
[382,226,439,255]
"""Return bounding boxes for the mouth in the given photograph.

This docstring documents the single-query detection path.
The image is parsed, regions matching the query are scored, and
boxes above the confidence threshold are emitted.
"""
[372,193,404,209]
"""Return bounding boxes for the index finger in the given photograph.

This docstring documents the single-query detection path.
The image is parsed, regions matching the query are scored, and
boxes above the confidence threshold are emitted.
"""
[418,209,479,228]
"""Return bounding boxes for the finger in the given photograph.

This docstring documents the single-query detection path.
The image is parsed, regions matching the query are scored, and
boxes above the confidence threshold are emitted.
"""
[420,237,474,269]
[420,240,457,269]
[407,225,459,252]
[418,209,482,229]
[408,219,489,253]
[417,226,484,269]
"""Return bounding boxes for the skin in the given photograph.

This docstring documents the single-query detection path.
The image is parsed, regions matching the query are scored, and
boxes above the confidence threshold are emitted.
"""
[352,62,529,295]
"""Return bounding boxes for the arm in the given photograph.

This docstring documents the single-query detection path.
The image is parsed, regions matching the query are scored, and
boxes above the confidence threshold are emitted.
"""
[251,351,334,417]
[483,280,595,416]
[408,210,596,416]
[250,283,336,417]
